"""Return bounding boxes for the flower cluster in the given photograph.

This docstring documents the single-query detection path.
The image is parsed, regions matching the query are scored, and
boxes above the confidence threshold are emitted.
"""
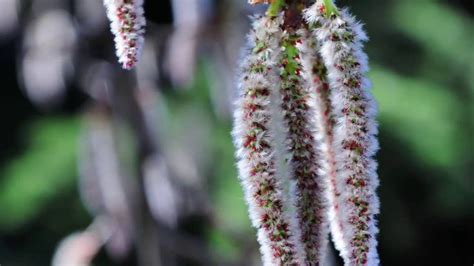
[278,29,328,264]
[234,0,380,265]
[103,0,146,69]
[233,15,302,266]
[305,1,380,265]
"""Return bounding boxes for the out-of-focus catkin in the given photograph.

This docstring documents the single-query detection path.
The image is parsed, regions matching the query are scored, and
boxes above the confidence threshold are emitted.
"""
[248,0,273,5]
[103,0,146,69]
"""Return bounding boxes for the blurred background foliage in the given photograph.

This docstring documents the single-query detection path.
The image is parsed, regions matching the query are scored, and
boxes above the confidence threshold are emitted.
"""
[0,0,472,265]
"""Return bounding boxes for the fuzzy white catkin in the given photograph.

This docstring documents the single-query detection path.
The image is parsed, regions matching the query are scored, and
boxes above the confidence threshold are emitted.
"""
[305,1,380,265]
[103,0,146,69]
[232,15,302,266]
[277,28,329,264]
[296,29,342,265]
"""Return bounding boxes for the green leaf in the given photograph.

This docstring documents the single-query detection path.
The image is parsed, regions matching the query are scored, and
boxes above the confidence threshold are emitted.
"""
[393,0,474,90]
[370,66,467,172]
[0,117,80,230]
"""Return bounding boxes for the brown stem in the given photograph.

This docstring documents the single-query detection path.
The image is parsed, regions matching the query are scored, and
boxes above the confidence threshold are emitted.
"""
[282,0,311,31]
[112,70,162,266]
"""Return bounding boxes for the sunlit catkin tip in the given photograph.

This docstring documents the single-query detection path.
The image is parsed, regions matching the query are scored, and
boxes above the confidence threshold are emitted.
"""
[103,0,146,70]
[248,0,272,5]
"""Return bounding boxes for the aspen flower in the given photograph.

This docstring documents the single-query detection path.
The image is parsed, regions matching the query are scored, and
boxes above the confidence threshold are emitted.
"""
[305,1,380,265]
[298,25,348,266]
[278,28,328,264]
[232,15,302,266]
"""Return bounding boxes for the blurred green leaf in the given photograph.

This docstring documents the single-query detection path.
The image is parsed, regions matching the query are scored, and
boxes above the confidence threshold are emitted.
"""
[371,67,467,172]
[0,117,79,230]
[393,0,474,90]
[211,124,251,233]
[372,66,473,213]
[206,228,240,260]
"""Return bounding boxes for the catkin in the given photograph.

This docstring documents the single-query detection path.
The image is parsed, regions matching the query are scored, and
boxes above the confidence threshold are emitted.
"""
[232,15,302,266]
[305,1,380,265]
[103,0,146,69]
[278,28,328,264]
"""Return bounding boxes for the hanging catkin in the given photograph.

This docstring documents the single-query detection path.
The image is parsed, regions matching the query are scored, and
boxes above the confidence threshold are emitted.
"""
[103,0,146,69]
[278,28,329,264]
[305,1,380,264]
[232,15,303,266]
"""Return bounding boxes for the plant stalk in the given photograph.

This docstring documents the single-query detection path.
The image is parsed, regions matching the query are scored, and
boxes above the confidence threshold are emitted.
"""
[267,0,285,17]
[323,0,339,16]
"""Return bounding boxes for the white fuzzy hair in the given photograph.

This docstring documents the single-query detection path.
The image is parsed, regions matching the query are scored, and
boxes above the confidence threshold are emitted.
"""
[276,27,330,264]
[305,1,380,265]
[232,15,304,266]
